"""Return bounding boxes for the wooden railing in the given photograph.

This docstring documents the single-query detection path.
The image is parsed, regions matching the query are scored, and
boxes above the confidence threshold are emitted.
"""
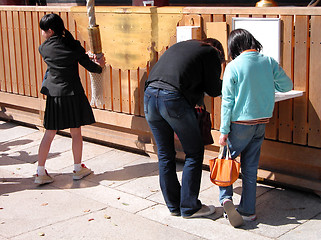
[0,6,320,194]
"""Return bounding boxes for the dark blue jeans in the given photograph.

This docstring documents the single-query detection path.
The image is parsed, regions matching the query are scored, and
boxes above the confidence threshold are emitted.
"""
[144,87,204,217]
[219,123,266,215]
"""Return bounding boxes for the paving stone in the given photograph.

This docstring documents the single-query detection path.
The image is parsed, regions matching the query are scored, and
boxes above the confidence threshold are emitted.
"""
[278,212,321,240]
[0,131,43,154]
[0,121,38,143]
[243,188,321,238]
[0,155,36,179]
[83,153,159,188]
[0,184,106,238]
[115,169,160,199]
[11,207,203,240]
[52,176,157,214]
[138,204,271,240]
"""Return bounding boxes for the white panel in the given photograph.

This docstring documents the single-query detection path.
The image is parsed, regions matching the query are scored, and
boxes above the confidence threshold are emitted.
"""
[176,26,199,43]
[232,18,281,62]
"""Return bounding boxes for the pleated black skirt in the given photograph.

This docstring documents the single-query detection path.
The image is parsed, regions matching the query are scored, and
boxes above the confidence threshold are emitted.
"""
[43,93,95,130]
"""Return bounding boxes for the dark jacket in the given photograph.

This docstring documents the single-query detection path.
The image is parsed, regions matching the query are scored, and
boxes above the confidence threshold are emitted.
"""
[145,40,222,107]
[39,35,102,96]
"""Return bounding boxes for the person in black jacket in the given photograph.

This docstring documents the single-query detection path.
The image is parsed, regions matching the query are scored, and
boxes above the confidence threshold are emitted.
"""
[144,39,225,218]
[35,13,105,185]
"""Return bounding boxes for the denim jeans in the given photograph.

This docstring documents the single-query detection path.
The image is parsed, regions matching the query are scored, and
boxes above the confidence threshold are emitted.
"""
[144,87,204,217]
[219,123,266,215]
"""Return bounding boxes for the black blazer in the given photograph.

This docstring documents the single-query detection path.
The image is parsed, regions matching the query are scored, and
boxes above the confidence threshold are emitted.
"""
[39,35,102,96]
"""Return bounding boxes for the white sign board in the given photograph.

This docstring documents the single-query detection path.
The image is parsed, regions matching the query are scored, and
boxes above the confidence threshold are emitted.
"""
[176,26,200,43]
[232,18,281,63]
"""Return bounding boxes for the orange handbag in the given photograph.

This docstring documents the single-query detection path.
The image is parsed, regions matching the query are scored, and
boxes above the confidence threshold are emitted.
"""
[209,146,241,187]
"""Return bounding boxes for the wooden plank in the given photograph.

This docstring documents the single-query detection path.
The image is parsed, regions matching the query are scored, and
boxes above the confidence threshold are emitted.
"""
[0,11,6,92]
[265,105,278,139]
[206,22,228,61]
[112,68,121,112]
[257,169,321,194]
[266,14,283,140]
[0,5,315,16]
[201,15,214,127]
[32,11,42,97]
[40,11,49,96]
[1,11,12,93]
[60,12,68,28]
[79,124,150,152]
[77,36,89,98]
[0,91,44,110]
[130,68,140,115]
[67,12,76,38]
[293,15,309,145]
[13,11,24,95]
[265,14,279,139]
[121,70,130,114]
[260,140,321,182]
[225,14,237,55]
[308,16,321,148]
[139,66,148,117]
[201,14,212,39]
[102,65,112,111]
[182,7,321,16]
[92,108,150,131]
[183,14,201,26]
[7,11,18,94]
[19,11,30,96]
[25,11,37,97]
[0,105,42,127]
[212,15,225,131]
[278,15,294,142]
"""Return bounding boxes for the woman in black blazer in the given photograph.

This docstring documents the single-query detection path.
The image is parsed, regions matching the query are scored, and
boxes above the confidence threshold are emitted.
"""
[35,13,105,185]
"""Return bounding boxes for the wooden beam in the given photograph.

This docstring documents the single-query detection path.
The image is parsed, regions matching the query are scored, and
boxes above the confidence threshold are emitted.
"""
[0,91,45,111]
[183,7,321,16]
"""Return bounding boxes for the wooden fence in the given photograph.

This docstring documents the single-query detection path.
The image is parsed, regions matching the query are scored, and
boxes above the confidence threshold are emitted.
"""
[0,6,320,194]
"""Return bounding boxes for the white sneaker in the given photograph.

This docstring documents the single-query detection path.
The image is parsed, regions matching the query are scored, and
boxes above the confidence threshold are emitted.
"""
[183,204,215,219]
[34,170,53,185]
[223,199,244,227]
[73,164,92,180]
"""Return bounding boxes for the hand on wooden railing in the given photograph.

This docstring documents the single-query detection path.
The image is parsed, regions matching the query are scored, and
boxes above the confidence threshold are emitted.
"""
[87,51,106,68]
[94,54,106,68]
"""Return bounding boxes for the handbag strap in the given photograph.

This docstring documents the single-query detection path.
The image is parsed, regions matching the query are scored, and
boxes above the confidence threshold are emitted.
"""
[218,145,232,160]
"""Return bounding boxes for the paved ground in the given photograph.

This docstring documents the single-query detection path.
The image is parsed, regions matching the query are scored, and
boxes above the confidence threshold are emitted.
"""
[0,120,320,240]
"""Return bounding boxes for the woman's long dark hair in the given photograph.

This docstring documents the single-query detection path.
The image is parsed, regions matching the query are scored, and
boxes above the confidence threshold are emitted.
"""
[39,13,76,49]
[201,38,225,64]
[228,29,262,60]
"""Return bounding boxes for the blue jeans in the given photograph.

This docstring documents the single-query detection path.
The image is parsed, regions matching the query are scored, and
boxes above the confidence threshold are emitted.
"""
[144,87,204,217]
[219,123,266,215]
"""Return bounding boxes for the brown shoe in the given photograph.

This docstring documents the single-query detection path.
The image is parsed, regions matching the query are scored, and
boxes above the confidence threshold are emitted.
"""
[223,199,244,227]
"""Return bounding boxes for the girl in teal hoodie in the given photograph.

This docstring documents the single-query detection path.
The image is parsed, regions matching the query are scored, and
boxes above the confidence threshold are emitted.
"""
[219,29,293,227]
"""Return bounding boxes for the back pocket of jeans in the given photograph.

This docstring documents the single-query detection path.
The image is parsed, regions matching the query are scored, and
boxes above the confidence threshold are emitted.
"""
[164,97,186,119]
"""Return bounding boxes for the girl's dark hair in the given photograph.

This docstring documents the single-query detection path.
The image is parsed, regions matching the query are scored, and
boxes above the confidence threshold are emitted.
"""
[201,38,225,63]
[39,13,76,49]
[228,28,262,60]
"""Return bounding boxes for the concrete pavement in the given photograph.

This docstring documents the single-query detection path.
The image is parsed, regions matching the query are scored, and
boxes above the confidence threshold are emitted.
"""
[0,120,320,240]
